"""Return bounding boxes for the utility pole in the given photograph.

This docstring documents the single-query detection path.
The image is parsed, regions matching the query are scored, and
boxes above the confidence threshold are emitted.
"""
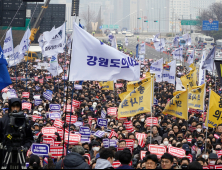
[190,14,192,33]
[182,15,183,34]
[142,10,143,33]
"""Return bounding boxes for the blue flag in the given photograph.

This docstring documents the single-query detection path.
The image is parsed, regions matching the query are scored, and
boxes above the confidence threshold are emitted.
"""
[136,44,139,59]
[0,46,8,66]
[0,64,12,90]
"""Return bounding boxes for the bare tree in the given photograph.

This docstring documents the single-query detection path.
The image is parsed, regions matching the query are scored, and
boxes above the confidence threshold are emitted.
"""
[80,8,96,32]
[196,2,222,40]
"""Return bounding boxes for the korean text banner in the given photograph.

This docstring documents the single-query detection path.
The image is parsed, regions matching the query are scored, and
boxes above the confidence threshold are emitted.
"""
[118,80,152,118]
[205,90,222,128]
[181,68,197,92]
[99,81,114,90]
[188,83,205,110]
[163,90,188,120]
[3,28,13,57]
[69,23,140,81]
[127,77,150,92]
[119,91,130,101]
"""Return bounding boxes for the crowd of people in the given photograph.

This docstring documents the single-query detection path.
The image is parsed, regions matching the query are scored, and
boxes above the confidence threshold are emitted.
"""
[0,39,221,169]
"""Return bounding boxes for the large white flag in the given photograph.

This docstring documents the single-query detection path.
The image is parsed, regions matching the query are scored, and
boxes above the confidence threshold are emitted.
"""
[38,34,46,57]
[139,42,145,54]
[187,49,194,65]
[69,23,140,81]
[125,37,128,46]
[172,46,183,62]
[43,23,65,56]
[3,28,14,57]
[199,51,206,86]
[47,55,63,76]
[154,39,165,52]
[19,28,31,54]
[8,45,24,67]
[150,58,163,74]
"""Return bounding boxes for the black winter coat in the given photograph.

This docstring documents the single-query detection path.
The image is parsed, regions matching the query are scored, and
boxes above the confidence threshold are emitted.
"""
[56,152,90,169]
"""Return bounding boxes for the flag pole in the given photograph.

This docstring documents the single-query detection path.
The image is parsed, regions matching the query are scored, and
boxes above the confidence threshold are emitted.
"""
[205,83,211,154]
[150,75,154,144]
[202,81,206,132]
[67,81,74,153]
[186,85,189,131]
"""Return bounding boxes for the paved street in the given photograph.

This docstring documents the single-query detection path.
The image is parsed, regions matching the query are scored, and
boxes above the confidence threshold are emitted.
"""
[97,35,173,62]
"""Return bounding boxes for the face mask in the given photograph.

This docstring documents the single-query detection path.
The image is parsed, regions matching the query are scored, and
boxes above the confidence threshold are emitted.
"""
[197,140,203,145]
[134,144,138,148]
[181,129,186,132]
[108,119,110,122]
[163,141,169,146]
[181,164,188,169]
[178,137,182,141]
[136,125,141,129]
[44,103,46,106]
[140,118,145,122]
[38,108,43,111]
[215,148,221,150]
[92,147,100,152]
[172,163,177,167]
[209,161,216,165]
[197,128,201,132]
[169,134,174,137]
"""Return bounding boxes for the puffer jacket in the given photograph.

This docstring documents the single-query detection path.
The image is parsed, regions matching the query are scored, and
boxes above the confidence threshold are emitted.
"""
[56,152,90,169]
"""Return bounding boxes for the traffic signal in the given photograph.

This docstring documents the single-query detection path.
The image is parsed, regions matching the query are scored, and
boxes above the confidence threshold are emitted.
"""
[154,20,158,22]
[137,18,141,19]
[144,20,148,22]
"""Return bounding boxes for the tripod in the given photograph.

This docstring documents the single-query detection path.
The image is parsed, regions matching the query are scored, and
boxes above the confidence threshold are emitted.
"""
[1,146,27,169]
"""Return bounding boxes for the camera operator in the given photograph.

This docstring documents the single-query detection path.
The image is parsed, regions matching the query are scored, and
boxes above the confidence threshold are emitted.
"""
[0,98,33,168]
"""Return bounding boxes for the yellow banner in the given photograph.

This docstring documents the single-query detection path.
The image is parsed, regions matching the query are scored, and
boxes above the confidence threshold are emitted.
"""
[205,90,222,128]
[163,90,188,120]
[119,91,130,101]
[127,77,150,92]
[118,80,152,118]
[189,63,195,70]
[99,81,114,90]
[146,72,151,78]
[188,83,205,110]
[180,68,197,92]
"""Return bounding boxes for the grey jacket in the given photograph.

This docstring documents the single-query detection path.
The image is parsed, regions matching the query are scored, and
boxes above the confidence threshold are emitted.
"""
[153,133,162,144]
[95,159,113,169]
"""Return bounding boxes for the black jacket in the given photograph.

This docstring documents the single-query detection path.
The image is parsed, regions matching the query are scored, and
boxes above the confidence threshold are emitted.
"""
[0,113,33,148]
[56,152,90,169]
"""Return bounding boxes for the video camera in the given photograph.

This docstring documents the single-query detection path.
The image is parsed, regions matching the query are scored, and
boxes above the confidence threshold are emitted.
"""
[5,111,26,148]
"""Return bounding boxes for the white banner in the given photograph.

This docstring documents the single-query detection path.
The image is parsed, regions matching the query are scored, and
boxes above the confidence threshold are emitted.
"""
[182,33,191,46]
[153,33,160,42]
[69,23,140,81]
[176,77,185,91]
[172,46,183,62]
[8,45,24,67]
[154,39,165,52]
[139,42,146,54]
[3,28,14,57]
[162,60,176,85]
[43,23,65,56]
[125,37,128,46]
[199,50,206,86]
[47,55,63,76]
[173,35,179,47]
[19,28,31,54]
[187,49,194,65]
[150,58,163,74]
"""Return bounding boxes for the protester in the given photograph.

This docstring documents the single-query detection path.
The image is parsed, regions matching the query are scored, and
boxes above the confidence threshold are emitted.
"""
[0,27,222,170]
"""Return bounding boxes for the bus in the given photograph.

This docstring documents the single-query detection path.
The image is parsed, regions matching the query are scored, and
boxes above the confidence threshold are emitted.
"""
[179,37,186,46]
[196,36,214,49]
[216,39,222,50]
